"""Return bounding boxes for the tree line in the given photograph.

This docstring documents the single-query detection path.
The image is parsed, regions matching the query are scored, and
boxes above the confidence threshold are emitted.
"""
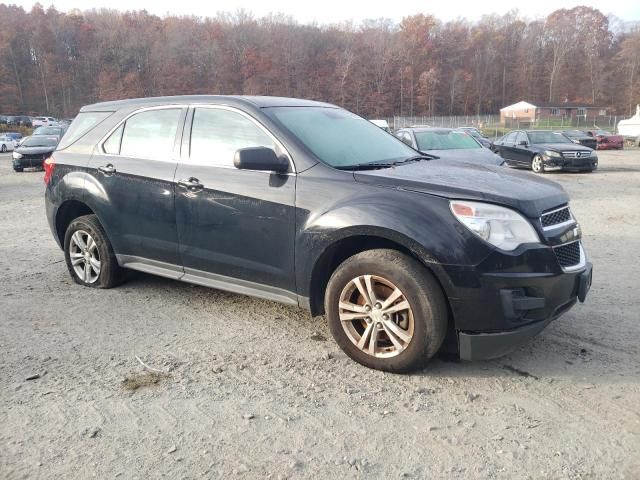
[0,3,639,118]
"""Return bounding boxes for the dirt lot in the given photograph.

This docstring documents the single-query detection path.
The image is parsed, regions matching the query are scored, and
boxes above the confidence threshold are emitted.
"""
[1,151,639,479]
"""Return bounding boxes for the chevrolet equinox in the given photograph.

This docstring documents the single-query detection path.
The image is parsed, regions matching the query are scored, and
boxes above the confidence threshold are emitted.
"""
[45,96,592,372]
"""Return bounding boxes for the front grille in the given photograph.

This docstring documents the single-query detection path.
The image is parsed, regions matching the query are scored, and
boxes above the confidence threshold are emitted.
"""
[554,241,581,268]
[541,206,572,228]
[562,151,591,159]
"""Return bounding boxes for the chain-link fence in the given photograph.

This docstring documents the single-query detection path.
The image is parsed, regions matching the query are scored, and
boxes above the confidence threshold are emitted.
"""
[383,114,631,138]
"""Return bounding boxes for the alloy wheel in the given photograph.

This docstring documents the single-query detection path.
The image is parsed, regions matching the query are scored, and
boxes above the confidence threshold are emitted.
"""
[532,155,543,173]
[338,275,414,358]
[69,230,101,283]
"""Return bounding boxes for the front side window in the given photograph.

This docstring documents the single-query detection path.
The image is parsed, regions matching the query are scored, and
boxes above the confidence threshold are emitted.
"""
[189,108,276,167]
[115,108,181,161]
[515,132,527,145]
[504,132,518,143]
[265,107,416,168]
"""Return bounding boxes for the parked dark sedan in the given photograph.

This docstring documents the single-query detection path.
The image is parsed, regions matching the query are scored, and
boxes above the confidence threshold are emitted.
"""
[8,115,33,127]
[560,130,597,150]
[395,127,503,165]
[494,130,597,173]
[12,135,58,172]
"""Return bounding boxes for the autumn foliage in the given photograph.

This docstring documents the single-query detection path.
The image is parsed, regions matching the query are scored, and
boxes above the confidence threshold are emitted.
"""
[0,4,639,118]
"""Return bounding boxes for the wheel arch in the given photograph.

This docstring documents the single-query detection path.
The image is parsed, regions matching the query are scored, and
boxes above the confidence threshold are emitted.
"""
[55,199,96,247]
[306,229,453,318]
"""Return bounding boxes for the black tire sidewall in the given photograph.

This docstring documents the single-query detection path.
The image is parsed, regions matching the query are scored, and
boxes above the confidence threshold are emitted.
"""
[325,250,446,372]
[63,215,120,289]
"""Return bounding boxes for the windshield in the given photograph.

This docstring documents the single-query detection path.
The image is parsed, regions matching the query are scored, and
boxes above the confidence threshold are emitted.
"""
[34,127,62,136]
[264,107,417,167]
[596,130,611,136]
[563,130,584,137]
[414,130,481,151]
[528,131,573,144]
[21,136,58,147]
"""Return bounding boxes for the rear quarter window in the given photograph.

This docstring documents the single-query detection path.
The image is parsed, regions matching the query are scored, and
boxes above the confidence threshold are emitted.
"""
[58,112,113,150]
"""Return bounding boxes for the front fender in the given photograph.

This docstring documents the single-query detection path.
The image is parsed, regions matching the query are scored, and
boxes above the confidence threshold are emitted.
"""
[295,187,492,301]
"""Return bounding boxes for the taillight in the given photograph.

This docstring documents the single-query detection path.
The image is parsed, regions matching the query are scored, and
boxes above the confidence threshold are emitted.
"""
[43,156,55,185]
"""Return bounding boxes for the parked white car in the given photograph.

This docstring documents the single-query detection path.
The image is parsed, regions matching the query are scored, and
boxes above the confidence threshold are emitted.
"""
[0,135,18,152]
[32,116,58,128]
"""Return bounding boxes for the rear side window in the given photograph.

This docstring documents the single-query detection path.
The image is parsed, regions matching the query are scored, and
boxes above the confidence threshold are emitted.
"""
[103,124,123,154]
[189,108,275,167]
[58,112,112,150]
[118,109,182,161]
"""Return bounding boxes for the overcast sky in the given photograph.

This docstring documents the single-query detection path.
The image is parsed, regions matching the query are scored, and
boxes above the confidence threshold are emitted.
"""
[11,0,640,23]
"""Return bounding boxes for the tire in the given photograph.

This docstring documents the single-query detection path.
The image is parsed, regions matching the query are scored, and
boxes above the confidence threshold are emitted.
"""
[13,167,23,172]
[63,214,126,289]
[325,249,447,373]
[1,144,6,153]
[531,154,545,174]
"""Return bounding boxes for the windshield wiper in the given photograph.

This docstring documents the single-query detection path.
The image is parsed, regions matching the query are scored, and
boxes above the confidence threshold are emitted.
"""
[335,163,395,171]
[394,154,439,164]
[335,154,439,171]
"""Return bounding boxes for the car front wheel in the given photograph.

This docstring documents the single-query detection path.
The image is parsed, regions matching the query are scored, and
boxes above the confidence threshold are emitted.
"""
[531,154,545,174]
[325,249,447,372]
[64,214,125,289]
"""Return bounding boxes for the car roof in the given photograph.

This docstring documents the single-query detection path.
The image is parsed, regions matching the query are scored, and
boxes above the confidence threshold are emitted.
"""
[80,95,337,112]
[400,127,454,133]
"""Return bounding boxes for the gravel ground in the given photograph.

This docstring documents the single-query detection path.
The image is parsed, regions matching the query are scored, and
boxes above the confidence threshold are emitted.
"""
[1,151,639,479]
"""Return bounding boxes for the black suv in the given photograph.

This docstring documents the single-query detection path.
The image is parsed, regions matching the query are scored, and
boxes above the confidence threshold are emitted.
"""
[494,130,597,173]
[45,96,592,372]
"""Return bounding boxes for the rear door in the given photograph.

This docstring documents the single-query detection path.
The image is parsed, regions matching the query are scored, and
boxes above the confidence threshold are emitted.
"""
[174,106,297,299]
[88,106,187,275]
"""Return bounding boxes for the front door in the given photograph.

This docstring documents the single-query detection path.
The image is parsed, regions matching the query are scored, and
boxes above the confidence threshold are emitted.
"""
[87,107,186,272]
[174,106,297,300]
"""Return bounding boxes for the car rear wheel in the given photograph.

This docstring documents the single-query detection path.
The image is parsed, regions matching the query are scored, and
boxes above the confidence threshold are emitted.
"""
[64,214,125,289]
[325,249,447,372]
[531,154,545,174]
[1,144,6,153]
[13,167,23,172]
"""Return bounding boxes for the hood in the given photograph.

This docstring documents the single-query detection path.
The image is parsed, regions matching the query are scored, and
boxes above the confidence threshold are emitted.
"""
[421,148,503,166]
[536,143,592,152]
[354,160,568,218]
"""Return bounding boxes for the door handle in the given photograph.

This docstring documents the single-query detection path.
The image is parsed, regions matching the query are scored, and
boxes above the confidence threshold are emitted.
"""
[98,164,116,175]
[178,177,204,191]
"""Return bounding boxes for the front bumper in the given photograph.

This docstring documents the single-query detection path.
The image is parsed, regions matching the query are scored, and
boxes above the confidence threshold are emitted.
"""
[13,156,47,169]
[543,155,597,171]
[455,262,592,360]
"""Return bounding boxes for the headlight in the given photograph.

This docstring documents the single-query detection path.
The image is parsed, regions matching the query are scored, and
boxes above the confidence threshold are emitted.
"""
[450,201,540,251]
[589,150,597,157]
[544,150,562,158]
[13,152,22,159]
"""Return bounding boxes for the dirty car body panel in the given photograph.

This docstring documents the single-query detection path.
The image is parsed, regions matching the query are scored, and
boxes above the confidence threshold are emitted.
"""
[45,96,592,362]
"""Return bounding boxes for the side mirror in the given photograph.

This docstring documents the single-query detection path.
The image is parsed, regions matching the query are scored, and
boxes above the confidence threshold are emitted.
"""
[518,140,528,146]
[234,147,289,173]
